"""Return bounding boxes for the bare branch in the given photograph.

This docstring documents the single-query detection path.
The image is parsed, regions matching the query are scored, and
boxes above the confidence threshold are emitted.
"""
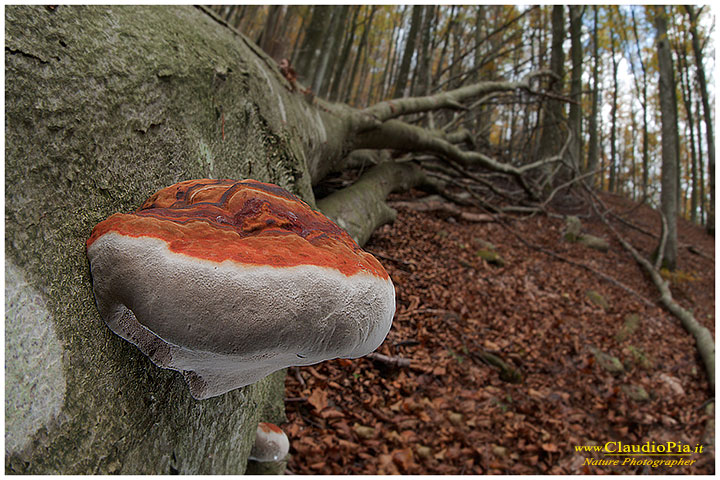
[360,71,558,126]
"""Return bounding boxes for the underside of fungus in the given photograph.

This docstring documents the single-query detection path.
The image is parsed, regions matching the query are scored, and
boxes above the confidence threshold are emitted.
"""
[86,179,395,399]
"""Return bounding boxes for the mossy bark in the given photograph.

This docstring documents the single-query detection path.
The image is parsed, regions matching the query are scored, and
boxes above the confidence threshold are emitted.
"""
[4,5,339,474]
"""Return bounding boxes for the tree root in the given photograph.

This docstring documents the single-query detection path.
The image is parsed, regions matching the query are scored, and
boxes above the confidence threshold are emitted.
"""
[587,191,715,392]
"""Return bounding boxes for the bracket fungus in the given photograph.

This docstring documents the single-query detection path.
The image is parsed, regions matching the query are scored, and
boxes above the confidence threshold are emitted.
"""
[249,422,290,462]
[86,179,395,399]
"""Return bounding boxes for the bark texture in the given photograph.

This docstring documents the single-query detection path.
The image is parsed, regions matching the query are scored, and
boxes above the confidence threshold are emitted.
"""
[4,5,333,474]
[654,7,680,269]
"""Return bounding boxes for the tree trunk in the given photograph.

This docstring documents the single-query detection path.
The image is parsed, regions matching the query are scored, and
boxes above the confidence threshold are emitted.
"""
[568,6,583,172]
[328,6,360,102]
[537,6,565,166]
[654,6,680,269]
[685,5,714,235]
[5,5,318,474]
[392,5,423,99]
[695,97,706,225]
[414,6,434,98]
[344,6,377,104]
[630,8,651,200]
[314,6,349,97]
[676,37,699,223]
[586,6,600,186]
[379,12,400,102]
[294,6,333,85]
[608,20,619,193]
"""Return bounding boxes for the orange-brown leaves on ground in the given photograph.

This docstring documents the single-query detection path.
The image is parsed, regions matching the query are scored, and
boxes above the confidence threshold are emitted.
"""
[282,190,714,475]
[307,388,328,412]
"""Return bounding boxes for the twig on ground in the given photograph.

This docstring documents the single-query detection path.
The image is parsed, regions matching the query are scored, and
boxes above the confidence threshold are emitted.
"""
[365,352,411,369]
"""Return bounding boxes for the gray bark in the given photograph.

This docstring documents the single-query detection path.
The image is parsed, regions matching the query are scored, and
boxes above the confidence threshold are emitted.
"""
[328,6,360,102]
[537,6,565,165]
[586,7,600,184]
[608,18,619,193]
[654,7,680,269]
[344,6,377,103]
[317,162,428,246]
[676,40,699,223]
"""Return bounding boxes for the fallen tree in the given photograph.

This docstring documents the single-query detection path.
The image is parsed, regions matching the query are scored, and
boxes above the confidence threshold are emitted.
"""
[5,5,568,474]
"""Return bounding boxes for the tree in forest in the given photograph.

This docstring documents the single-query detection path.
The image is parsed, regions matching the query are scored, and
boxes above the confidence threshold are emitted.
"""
[685,5,715,235]
[536,5,566,173]
[293,6,332,85]
[392,5,423,99]
[628,7,652,201]
[607,7,620,193]
[567,6,583,172]
[673,28,700,223]
[586,6,600,186]
[653,6,680,269]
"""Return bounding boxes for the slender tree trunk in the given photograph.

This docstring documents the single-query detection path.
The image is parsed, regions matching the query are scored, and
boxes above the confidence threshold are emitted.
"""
[629,111,637,200]
[631,8,651,201]
[327,6,360,102]
[379,13,400,101]
[695,97,706,225]
[608,24,619,193]
[471,6,486,140]
[314,6,349,97]
[586,6,600,187]
[295,6,333,84]
[654,6,679,269]
[568,6,583,173]
[344,6,377,104]
[414,6,434,98]
[676,38,699,223]
[537,5,565,166]
[685,5,715,235]
[290,6,310,66]
[392,5,423,99]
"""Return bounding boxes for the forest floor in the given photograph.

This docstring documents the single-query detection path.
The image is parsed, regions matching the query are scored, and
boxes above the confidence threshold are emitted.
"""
[283,188,715,475]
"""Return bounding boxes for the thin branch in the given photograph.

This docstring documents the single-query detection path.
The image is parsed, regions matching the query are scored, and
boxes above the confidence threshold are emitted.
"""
[359,71,556,126]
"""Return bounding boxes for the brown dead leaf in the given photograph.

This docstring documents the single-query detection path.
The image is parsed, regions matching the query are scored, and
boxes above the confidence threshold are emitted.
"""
[307,388,328,412]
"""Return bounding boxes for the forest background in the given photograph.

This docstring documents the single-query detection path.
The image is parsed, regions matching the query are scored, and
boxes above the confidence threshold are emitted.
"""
[212,4,715,236]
